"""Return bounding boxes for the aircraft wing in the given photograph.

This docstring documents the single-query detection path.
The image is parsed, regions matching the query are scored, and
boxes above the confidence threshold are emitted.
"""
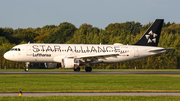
[76,53,119,59]
[54,53,119,63]
[75,53,119,62]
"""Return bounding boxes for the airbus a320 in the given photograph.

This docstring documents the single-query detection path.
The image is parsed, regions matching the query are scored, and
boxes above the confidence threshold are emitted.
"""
[4,19,172,72]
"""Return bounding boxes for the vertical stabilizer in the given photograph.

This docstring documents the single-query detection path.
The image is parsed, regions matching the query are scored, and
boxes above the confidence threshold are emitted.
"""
[134,19,164,46]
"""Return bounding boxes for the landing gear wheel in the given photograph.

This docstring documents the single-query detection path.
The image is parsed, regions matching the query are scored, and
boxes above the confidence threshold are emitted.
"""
[25,62,29,72]
[85,67,92,72]
[74,67,80,72]
[25,68,29,72]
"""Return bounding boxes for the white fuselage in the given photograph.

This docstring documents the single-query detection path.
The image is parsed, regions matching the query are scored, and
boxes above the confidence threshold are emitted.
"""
[4,43,166,64]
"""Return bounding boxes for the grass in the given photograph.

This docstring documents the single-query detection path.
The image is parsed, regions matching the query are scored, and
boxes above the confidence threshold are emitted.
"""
[0,69,180,71]
[0,96,180,101]
[0,74,180,93]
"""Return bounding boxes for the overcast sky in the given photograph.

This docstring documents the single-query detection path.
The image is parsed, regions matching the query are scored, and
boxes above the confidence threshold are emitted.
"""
[0,0,179,29]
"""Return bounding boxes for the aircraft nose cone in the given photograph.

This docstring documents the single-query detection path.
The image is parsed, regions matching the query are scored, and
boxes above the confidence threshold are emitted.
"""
[4,52,10,60]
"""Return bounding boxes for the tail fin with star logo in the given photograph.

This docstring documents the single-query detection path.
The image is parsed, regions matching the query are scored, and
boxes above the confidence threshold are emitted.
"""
[134,19,164,46]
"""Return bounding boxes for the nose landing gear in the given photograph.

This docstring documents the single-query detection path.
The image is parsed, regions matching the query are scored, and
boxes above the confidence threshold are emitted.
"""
[25,62,29,72]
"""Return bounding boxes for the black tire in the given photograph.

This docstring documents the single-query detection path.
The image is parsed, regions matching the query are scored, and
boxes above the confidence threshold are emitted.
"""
[74,67,80,72]
[74,69,77,71]
[85,67,92,72]
[25,68,29,72]
[77,67,80,72]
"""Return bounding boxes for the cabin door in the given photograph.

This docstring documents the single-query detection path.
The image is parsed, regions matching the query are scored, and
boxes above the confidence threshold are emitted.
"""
[134,47,139,57]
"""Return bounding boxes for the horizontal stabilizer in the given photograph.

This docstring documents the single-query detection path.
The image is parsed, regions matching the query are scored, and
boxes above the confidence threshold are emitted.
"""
[148,48,174,52]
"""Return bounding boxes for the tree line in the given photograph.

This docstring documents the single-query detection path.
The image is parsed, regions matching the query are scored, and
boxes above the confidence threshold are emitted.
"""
[0,21,180,69]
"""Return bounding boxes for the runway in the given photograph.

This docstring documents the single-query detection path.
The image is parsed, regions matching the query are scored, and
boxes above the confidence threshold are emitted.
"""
[0,71,180,74]
[0,93,180,96]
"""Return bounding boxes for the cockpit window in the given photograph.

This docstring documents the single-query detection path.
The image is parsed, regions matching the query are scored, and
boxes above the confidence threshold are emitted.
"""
[10,48,21,51]
[11,48,15,51]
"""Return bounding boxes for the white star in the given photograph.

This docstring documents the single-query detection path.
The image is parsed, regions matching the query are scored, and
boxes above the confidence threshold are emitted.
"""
[152,38,156,43]
[146,30,157,43]
[148,39,152,43]
[145,35,150,39]
[153,33,157,38]
[148,30,153,35]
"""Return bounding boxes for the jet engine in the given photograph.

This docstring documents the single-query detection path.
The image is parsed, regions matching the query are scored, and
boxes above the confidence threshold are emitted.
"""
[61,57,81,69]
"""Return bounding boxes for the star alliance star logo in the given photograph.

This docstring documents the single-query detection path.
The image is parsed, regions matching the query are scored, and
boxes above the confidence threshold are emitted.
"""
[145,30,157,43]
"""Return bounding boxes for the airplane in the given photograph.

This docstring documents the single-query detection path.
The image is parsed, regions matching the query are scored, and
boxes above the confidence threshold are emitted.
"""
[3,19,173,72]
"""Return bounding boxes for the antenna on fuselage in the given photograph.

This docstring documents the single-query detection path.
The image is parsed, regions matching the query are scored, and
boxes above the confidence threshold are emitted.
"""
[28,41,30,44]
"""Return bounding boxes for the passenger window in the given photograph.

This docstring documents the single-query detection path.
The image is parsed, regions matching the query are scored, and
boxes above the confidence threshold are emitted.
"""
[18,48,20,51]
[15,48,17,51]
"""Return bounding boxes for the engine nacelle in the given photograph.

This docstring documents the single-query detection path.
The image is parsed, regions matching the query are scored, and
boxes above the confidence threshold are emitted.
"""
[61,57,81,69]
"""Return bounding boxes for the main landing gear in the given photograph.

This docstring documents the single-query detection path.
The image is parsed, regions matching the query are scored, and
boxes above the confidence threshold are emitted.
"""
[85,64,92,72]
[85,67,92,72]
[73,67,92,72]
[74,67,80,72]
[25,62,29,72]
